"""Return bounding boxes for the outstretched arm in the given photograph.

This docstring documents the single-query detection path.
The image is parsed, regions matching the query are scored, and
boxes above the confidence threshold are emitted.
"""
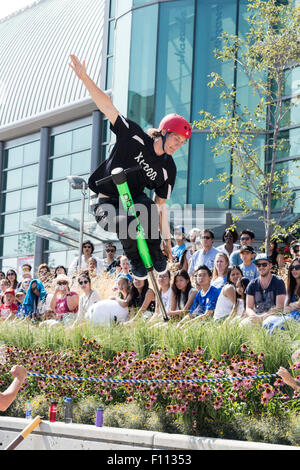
[69,55,119,125]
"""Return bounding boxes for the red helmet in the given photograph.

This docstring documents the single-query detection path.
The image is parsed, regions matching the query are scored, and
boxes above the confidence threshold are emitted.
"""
[158,114,192,139]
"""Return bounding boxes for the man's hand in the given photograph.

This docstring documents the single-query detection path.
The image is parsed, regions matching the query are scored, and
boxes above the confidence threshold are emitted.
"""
[10,365,27,384]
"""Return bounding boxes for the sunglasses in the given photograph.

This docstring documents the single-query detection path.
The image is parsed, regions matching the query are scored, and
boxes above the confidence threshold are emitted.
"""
[7,272,15,276]
[293,248,300,253]
[79,280,89,285]
[106,249,115,253]
[256,262,269,268]
[57,281,68,286]
[291,265,300,271]
[240,236,250,241]
[83,245,92,249]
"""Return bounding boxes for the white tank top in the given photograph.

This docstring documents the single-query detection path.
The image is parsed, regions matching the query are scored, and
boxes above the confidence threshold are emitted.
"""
[214,288,234,321]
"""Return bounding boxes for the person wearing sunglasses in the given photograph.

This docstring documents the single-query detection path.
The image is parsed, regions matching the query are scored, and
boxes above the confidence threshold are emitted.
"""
[242,253,286,326]
[188,229,219,275]
[263,257,300,333]
[229,229,256,267]
[103,243,118,275]
[67,240,104,278]
[6,269,18,290]
[74,273,101,322]
[49,274,79,323]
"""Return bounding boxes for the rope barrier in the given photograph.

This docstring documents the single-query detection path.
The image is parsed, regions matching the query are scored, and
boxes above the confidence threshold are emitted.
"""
[27,371,279,385]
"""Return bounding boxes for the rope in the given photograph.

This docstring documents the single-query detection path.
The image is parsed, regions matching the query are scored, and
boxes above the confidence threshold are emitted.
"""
[27,371,279,385]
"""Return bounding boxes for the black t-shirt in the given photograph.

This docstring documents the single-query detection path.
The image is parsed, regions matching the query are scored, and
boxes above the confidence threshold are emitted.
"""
[245,275,286,314]
[88,114,177,199]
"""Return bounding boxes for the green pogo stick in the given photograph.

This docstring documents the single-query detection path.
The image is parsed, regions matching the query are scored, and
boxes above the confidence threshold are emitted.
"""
[95,166,169,322]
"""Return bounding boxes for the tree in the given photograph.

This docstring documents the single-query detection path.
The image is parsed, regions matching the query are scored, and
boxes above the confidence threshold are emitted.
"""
[195,0,300,254]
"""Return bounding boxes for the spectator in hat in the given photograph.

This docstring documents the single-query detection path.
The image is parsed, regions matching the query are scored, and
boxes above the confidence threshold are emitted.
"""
[49,274,79,322]
[242,254,286,325]
[15,288,27,318]
[239,245,259,281]
[0,288,18,320]
[230,229,256,266]
[172,225,187,264]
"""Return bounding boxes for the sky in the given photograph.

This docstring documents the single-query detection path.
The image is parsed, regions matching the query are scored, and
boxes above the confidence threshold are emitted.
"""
[0,0,38,21]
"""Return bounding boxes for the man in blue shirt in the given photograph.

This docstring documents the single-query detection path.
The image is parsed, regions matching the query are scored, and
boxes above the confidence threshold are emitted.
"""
[188,229,219,274]
[178,265,220,328]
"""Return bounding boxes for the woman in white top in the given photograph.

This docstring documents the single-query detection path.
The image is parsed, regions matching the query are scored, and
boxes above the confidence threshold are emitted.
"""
[168,269,197,320]
[211,252,229,289]
[77,273,101,318]
[214,266,243,321]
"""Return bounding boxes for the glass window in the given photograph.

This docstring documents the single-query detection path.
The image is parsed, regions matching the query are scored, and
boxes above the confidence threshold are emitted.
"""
[4,168,22,190]
[22,164,39,186]
[72,126,92,152]
[191,0,236,122]
[107,20,115,55]
[133,0,154,5]
[49,180,70,204]
[49,203,69,216]
[3,191,21,212]
[23,140,40,164]
[188,133,230,209]
[284,66,300,97]
[50,156,70,180]
[5,146,23,168]
[19,209,36,230]
[21,187,38,209]
[2,235,19,257]
[155,0,195,206]
[269,128,300,160]
[71,150,91,175]
[128,4,158,128]
[106,56,113,90]
[3,213,20,234]
[109,0,116,18]
[51,131,72,156]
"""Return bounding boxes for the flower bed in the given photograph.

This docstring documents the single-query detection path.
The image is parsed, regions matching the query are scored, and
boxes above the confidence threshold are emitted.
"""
[0,320,299,444]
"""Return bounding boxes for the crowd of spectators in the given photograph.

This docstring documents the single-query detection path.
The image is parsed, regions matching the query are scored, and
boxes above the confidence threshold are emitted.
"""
[0,228,299,335]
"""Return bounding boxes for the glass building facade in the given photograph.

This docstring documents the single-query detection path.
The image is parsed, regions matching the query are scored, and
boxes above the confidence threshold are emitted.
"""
[0,0,299,272]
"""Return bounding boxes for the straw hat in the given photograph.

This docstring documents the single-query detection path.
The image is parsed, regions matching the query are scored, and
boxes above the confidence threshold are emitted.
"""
[54,274,70,284]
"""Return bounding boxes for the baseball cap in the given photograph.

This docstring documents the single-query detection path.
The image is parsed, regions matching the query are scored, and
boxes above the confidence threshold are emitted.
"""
[239,245,256,254]
[15,288,26,296]
[253,253,272,264]
[5,287,15,296]
[174,225,185,234]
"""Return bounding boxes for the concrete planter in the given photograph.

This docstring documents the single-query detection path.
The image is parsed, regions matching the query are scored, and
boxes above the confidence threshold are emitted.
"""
[0,417,298,451]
